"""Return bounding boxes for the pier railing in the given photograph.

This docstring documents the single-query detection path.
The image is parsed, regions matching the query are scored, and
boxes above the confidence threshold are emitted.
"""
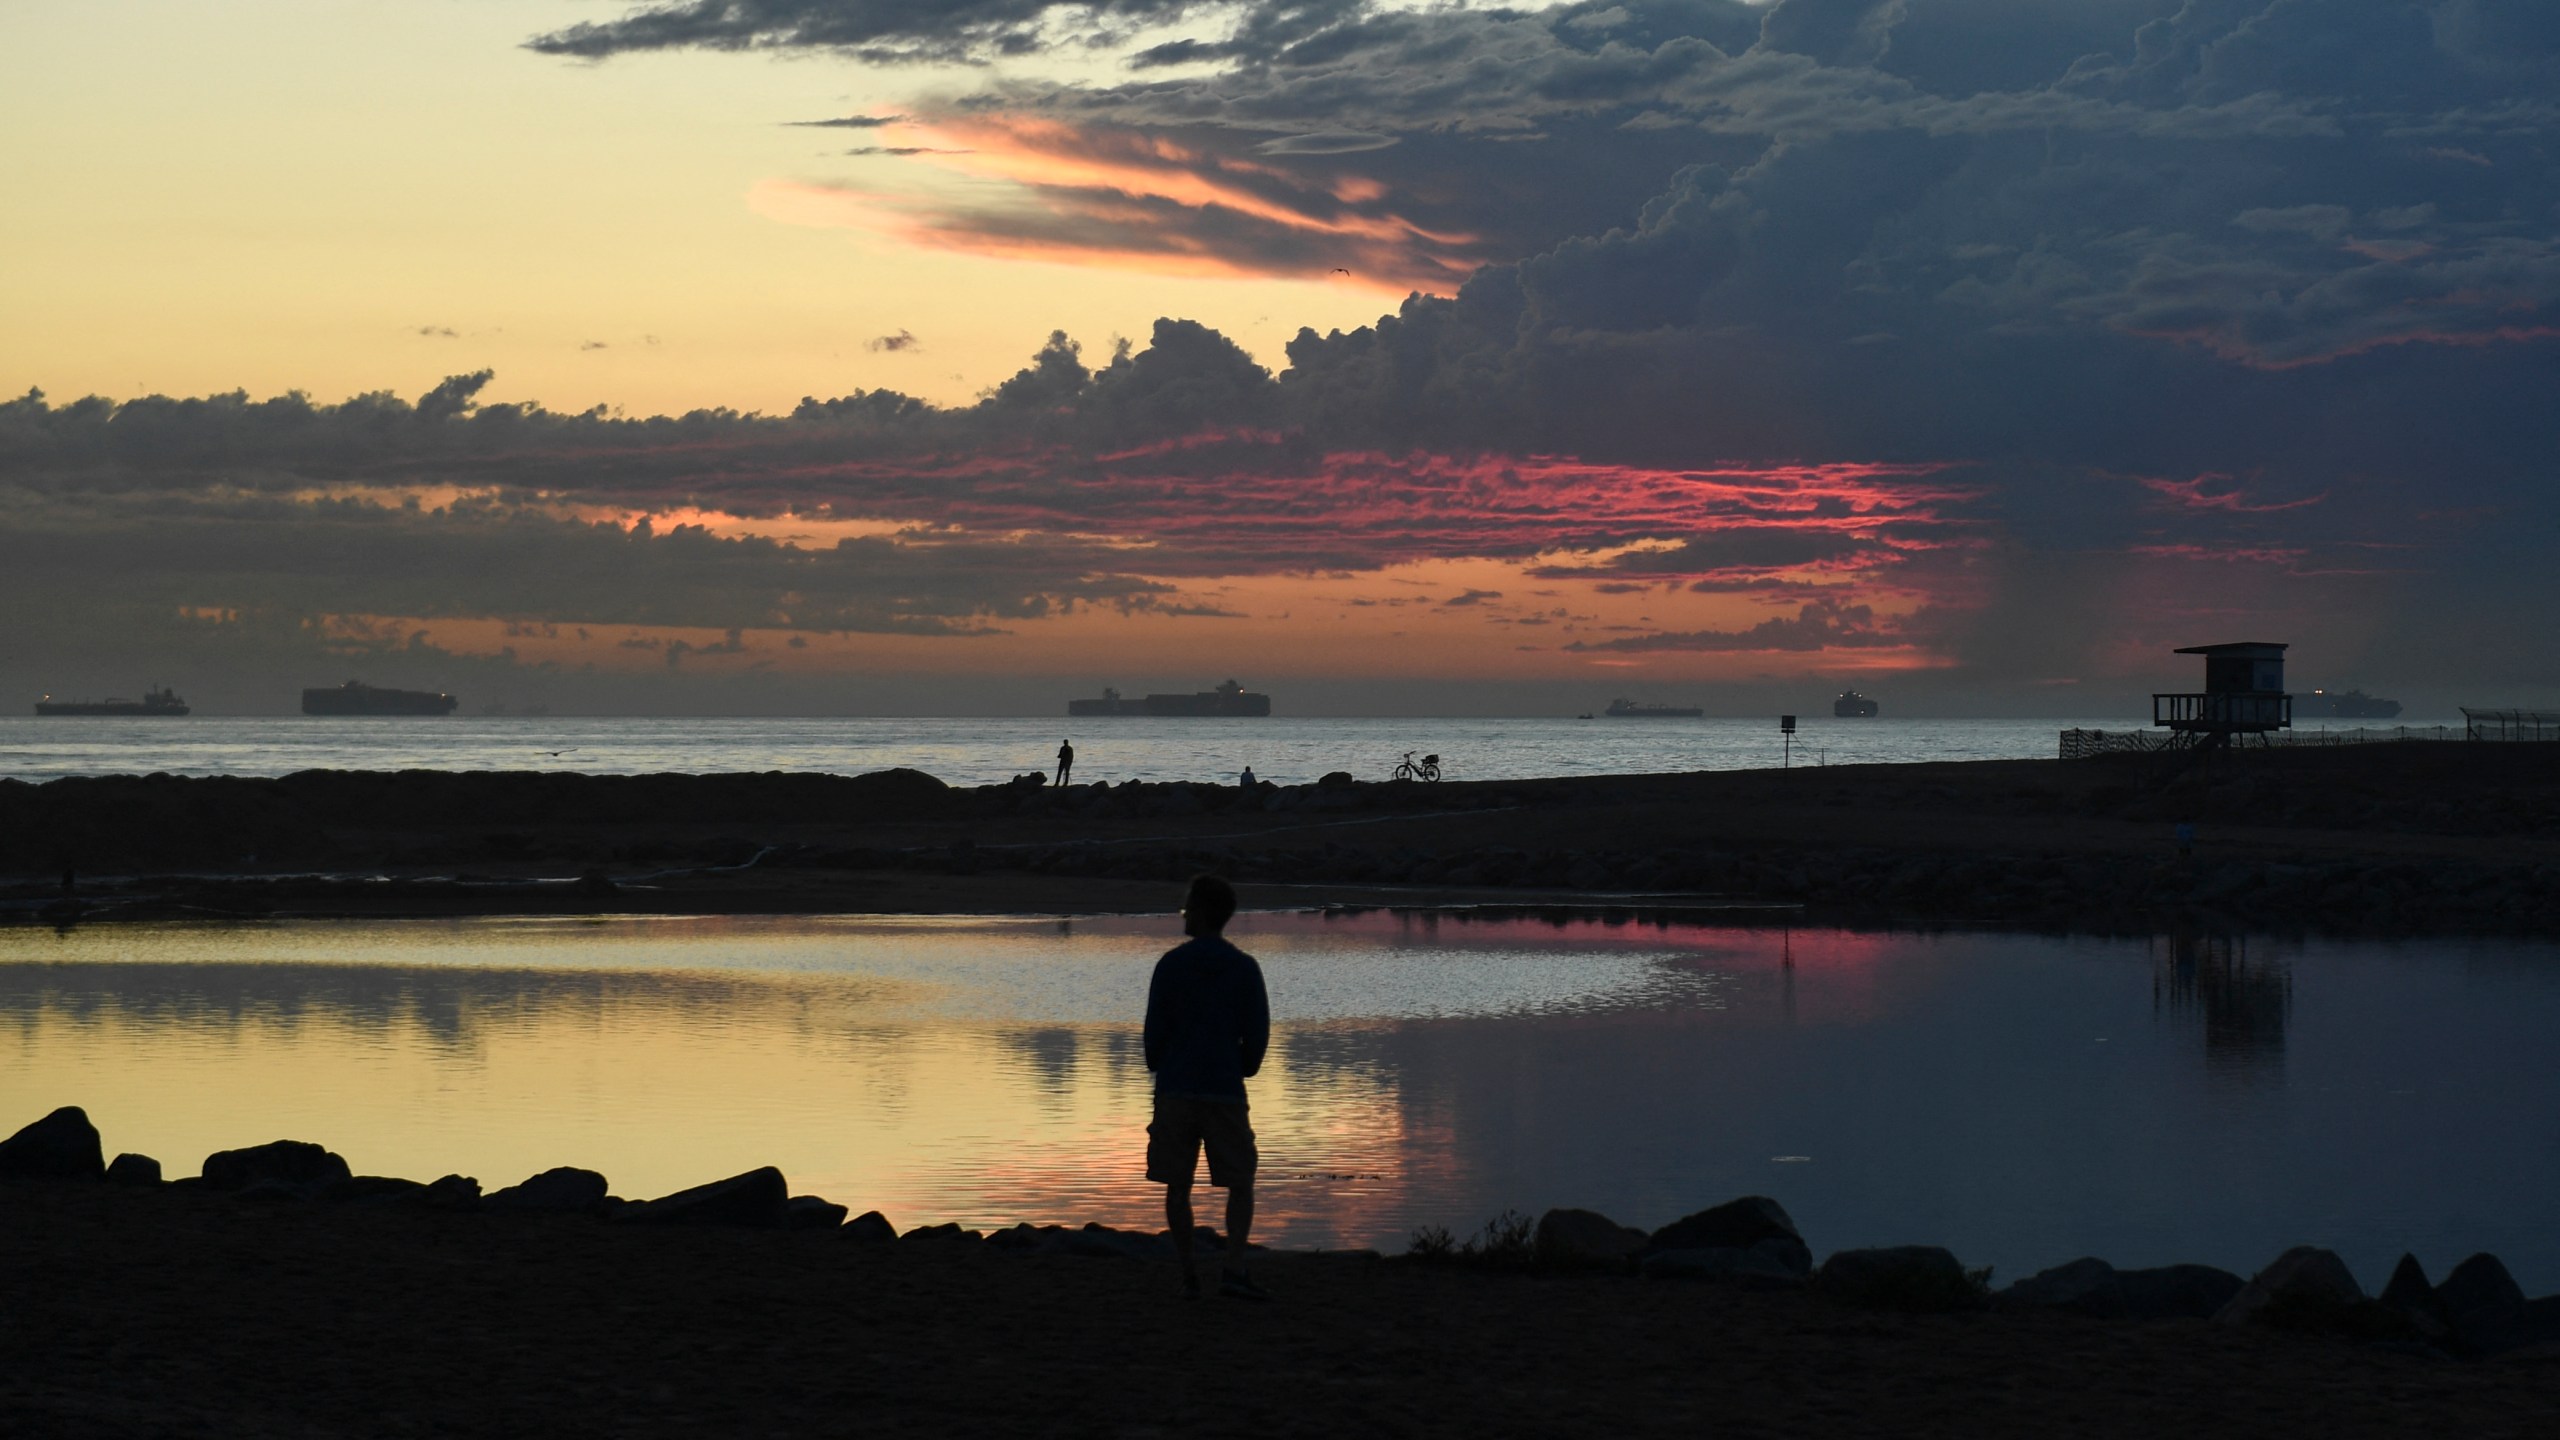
[2151,692,2291,731]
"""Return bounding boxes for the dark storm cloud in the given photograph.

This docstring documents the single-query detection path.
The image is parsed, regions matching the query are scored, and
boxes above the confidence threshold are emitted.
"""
[15,0,2560,704]
[1563,600,1897,652]
[527,0,1210,63]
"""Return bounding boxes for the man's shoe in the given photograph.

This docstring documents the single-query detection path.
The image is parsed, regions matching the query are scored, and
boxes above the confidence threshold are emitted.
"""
[1219,1269,1273,1302]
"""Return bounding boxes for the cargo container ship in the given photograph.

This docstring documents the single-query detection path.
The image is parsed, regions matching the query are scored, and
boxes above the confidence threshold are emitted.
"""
[1069,679,1271,717]
[302,681,459,716]
[2310,688,2402,720]
[1833,690,1881,717]
[34,684,191,717]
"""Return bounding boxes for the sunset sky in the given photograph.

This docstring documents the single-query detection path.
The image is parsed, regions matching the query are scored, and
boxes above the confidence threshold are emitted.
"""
[6,0,2556,715]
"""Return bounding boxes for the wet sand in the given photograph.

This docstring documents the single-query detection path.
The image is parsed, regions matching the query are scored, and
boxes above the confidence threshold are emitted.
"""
[4,1182,2554,1438]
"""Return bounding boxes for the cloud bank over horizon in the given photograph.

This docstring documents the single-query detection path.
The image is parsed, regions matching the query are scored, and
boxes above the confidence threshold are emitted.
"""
[7,0,2556,714]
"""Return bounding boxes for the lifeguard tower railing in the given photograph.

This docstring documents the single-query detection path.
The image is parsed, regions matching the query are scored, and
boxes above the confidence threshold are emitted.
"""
[2462,708,2560,742]
[2152,692,2291,732]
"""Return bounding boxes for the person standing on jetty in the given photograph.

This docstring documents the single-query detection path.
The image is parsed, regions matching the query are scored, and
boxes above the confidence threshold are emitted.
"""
[1056,738,1075,787]
[1144,874,1272,1301]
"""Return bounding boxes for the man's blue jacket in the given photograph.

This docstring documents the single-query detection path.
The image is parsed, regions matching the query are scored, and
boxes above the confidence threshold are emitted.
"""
[1142,935,1270,1103]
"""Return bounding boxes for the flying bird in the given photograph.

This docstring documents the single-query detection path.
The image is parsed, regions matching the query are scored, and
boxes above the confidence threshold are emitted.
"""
[541,748,579,757]
[1331,267,1352,276]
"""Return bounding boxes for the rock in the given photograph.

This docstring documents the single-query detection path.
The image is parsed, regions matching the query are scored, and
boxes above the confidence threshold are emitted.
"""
[618,1166,789,1228]
[201,1140,352,1196]
[407,1174,480,1209]
[2377,1254,2457,1346]
[786,1195,849,1230]
[0,1106,106,1181]
[484,1166,610,1215]
[1535,1208,1648,1267]
[2001,1257,2123,1317]
[2215,1246,2365,1326]
[1644,1197,1812,1276]
[1317,771,1355,789]
[1816,1246,1978,1312]
[329,1176,427,1203]
[1064,1224,1168,1260]
[1642,1247,1807,1289]
[844,1210,898,1242]
[899,1222,982,1244]
[2116,1264,2246,1321]
[104,1152,162,1187]
[2491,1296,2560,1358]
[572,870,617,898]
[2438,1253,2529,1353]
[2005,1260,2242,1321]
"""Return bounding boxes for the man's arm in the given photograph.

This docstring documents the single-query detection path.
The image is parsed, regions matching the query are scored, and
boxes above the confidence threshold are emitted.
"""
[1142,955,1169,1074]
[1237,958,1270,1078]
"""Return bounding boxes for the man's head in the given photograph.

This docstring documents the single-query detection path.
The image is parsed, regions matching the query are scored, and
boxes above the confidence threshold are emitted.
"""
[1182,874,1237,938]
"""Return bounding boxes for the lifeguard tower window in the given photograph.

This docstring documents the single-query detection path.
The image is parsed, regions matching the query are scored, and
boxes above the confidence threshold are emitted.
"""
[2154,641,2291,743]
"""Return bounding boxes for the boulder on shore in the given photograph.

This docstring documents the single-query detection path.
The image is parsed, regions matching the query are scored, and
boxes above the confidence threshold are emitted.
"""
[1642,1246,1806,1289]
[2001,1258,2243,1321]
[2215,1247,2407,1339]
[104,1152,163,1187]
[844,1210,898,1243]
[617,1166,789,1228]
[1816,1247,1978,1312]
[2377,1254,2457,1346]
[1535,1208,1648,1268]
[786,1195,849,1230]
[2436,1253,2529,1353]
[1643,1196,1812,1276]
[200,1140,352,1197]
[484,1167,611,1216]
[0,1106,106,1182]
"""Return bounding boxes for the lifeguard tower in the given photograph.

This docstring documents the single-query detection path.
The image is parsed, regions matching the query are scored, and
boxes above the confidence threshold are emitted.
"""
[2153,642,2291,748]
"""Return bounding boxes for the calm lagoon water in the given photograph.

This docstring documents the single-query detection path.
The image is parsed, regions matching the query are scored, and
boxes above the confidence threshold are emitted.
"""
[6,911,2556,1291]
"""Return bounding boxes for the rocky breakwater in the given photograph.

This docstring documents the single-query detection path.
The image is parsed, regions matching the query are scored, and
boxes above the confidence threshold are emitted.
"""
[5,744,2556,936]
[1423,1191,2560,1359]
[12,1105,2560,1362]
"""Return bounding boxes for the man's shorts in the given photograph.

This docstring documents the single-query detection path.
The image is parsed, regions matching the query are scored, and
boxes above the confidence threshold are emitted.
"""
[1145,1095,1257,1189]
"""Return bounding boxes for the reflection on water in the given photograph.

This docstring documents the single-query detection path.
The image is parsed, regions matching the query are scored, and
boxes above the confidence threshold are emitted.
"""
[5,913,2559,1289]
[2154,932,2294,1085]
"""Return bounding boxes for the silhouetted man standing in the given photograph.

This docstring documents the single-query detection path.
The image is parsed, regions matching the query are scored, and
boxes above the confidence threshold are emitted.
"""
[1144,874,1271,1301]
[1056,738,1075,787]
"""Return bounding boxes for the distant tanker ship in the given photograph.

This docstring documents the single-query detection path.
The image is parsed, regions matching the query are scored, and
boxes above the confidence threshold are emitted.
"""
[302,681,459,716]
[1069,678,1271,717]
[34,684,191,717]
[1603,698,1703,718]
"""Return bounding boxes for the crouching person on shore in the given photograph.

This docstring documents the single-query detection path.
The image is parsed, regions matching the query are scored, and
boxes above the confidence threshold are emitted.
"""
[1144,874,1272,1301]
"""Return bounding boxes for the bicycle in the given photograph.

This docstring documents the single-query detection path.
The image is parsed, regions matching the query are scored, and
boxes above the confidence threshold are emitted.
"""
[1391,751,1442,782]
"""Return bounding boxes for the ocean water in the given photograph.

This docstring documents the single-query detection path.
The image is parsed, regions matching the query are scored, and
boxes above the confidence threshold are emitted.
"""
[0,715,2125,785]
[8,911,2558,1290]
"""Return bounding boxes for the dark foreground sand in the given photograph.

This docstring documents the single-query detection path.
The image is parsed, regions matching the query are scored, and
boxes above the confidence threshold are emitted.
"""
[3,1183,2554,1439]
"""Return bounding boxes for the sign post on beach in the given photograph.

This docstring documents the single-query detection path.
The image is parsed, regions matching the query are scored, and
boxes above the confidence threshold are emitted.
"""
[1781,714,1796,768]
